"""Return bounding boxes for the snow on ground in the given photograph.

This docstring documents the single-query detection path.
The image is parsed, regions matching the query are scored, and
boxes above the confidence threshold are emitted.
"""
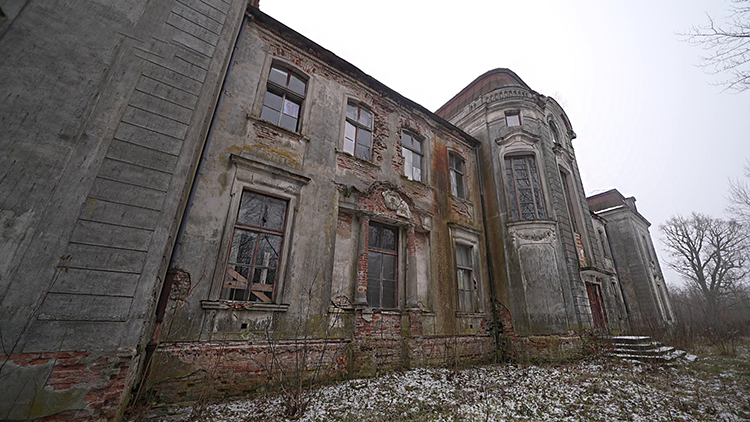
[150,354,750,422]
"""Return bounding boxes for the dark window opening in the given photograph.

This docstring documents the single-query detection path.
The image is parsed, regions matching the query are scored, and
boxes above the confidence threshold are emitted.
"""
[367,222,398,309]
[222,191,287,303]
[449,153,466,199]
[456,244,477,313]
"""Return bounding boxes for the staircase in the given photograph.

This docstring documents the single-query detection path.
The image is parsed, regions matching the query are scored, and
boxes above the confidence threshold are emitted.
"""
[610,335,680,363]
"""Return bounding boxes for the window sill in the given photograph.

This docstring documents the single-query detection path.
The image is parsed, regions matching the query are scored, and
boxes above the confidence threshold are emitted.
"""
[400,175,432,189]
[335,149,380,169]
[201,300,290,312]
[455,312,487,318]
[248,116,310,142]
[450,194,473,206]
[506,219,557,228]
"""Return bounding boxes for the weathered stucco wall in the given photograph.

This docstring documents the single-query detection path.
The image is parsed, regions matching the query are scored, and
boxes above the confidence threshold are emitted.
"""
[149,8,496,405]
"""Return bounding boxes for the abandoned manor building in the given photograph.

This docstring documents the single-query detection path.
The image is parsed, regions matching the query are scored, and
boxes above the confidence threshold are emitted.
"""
[0,1,675,420]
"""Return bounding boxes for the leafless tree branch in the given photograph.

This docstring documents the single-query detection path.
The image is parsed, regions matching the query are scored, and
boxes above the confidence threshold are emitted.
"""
[679,0,750,92]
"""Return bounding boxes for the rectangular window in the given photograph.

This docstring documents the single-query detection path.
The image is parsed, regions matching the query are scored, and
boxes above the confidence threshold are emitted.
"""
[598,229,611,259]
[506,111,521,127]
[505,155,546,221]
[343,102,373,160]
[401,131,423,182]
[449,153,466,199]
[260,65,306,132]
[367,222,398,308]
[456,244,477,313]
[222,191,287,302]
[560,171,579,233]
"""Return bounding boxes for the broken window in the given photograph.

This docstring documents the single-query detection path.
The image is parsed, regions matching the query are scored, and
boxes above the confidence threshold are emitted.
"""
[401,131,423,182]
[222,191,287,302]
[367,222,398,308]
[343,101,374,160]
[260,64,306,132]
[456,244,478,313]
[449,152,466,199]
[505,155,546,221]
[549,120,560,145]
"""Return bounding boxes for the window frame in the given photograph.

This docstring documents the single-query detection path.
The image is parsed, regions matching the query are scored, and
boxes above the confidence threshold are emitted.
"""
[449,152,467,199]
[549,120,560,145]
[505,110,521,127]
[259,63,308,133]
[343,100,374,160]
[597,228,611,260]
[220,190,289,303]
[450,226,484,314]
[206,154,310,310]
[504,154,546,221]
[401,130,424,182]
[367,221,399,309]
[455,243,478,313]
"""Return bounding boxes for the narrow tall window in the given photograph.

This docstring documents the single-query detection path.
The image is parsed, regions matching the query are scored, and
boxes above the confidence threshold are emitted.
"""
[560,171,579,233]
[456,244,477,313]
[367,222,398,308]
[260,65,306,132]
[549,121,560,144]
[222,191,287,302]
[598,229,610,259]
[401,131,423,182]
[449,153,466,199]
[343,102,373,160]
[505,156,546,220]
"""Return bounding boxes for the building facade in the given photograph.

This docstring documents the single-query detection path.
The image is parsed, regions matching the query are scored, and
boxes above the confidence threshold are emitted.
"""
[0,2,671,420]
[587,189,675,328]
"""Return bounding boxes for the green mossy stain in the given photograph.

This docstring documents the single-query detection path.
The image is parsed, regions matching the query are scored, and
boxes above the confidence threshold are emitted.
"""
[21,388,87,420]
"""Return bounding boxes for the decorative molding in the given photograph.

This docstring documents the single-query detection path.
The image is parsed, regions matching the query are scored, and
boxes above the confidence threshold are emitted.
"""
[230,153,310,186]
[507,221,558,246]
[382,190,411,219]
[201,300,290,312]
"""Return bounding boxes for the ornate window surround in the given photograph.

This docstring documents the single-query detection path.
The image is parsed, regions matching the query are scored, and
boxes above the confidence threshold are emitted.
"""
[202,154,310,311]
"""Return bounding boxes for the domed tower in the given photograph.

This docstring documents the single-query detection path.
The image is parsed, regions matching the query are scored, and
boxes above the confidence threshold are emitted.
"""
[438,69,625,336]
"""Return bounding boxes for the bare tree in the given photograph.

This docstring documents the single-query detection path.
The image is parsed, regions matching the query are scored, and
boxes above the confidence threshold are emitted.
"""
[660,213,749,320]
[680,0,750,92]
[728,161,750,223]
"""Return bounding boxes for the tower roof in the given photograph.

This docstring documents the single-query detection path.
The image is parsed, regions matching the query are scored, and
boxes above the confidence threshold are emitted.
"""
[436,68,531,121]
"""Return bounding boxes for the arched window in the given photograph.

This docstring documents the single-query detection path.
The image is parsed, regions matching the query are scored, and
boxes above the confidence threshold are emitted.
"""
[260,64,307,132]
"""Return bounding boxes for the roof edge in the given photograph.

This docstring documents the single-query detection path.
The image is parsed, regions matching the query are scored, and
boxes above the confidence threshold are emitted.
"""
[247,6,480,148]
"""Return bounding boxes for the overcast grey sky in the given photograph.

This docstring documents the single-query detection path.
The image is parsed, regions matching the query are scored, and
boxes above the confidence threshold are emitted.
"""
[261,0,750,288]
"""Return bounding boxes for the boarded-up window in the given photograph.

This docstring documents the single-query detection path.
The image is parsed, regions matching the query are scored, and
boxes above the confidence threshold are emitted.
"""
[222,191,287,302]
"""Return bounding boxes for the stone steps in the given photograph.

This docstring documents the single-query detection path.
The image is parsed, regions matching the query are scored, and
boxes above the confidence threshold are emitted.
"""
[609,335,678,363]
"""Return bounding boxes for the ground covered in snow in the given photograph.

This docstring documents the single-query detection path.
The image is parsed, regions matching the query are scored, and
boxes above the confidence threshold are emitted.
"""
[151,352,750,422]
